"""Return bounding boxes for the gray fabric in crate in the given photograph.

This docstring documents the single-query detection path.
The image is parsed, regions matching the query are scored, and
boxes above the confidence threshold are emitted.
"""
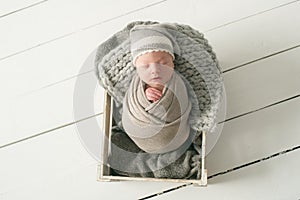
[94,21,223,179]
[109,125,199,178]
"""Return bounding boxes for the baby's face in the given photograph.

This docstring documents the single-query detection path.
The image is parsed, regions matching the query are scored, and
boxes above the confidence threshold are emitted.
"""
[134,51,174,89]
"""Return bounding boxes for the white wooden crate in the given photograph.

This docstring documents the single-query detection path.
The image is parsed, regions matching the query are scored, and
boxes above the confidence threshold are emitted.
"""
[97,90,208,186]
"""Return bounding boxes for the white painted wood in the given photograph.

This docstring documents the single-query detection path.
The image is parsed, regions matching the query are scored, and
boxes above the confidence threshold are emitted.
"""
[0,0,161,59]
[0,121,183,199]
[0,122,95,192]
[1,0,299,112]
[0,0,42,17]
[1,1,300,199]
[0,26,107,99]
[99,91,111,177]
[154,149,300,200]
[1,91,299,199]
[0,0,293,59]
[206,1,300,70]
[100,175,205,185]
[2,81,299,184]
[224,46,300,120]
[0,72,104,147]
[1,98,299,198]
[1,0,297,102]
[129,0,300,36]
[206,97,300,175]
[3,162,183,200]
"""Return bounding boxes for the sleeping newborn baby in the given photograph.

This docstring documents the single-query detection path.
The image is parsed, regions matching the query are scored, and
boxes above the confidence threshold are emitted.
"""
[135,51,172,103]
[121,23,192,154]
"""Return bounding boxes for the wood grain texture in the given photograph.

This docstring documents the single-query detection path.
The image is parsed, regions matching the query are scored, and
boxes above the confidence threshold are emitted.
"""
[0,0,293,59]
[0,0,161,59]
[206,1,300,70]
[1,0,300,199]
[224,46,300,120]
[1,0,298,101]
[0,0,44,17]
[153,149,300,200]
[206,96,300,175]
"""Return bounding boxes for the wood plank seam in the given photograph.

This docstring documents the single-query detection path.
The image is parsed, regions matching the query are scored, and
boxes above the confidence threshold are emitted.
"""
[2,93,299,151]
[204,0,300,32]
[208,145,300,179]
[0,112,103,149]
[1,0,298,62]
[0,0,48,19]
[17,70,94,98]
[0,0,167,61]
[17,43,300,100]
[138,184,191,200]
[0,1,299,198]
[139,144,300,199]
[222,44,300,73]
[81,0,167,31]
[219,94,300,124]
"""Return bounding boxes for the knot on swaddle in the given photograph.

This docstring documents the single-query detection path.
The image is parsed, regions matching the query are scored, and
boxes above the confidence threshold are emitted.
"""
[122,72,192,153]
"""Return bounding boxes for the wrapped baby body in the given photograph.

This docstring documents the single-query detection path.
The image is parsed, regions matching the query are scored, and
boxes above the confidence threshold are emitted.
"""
[122,71,192,154]
[122,23,193,154]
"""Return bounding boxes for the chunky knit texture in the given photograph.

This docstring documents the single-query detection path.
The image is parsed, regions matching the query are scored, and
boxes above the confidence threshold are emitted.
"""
[94,21,224,179]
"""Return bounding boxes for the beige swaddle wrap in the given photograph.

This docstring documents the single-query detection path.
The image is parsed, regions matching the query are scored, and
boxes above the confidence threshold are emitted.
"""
[122,72,192,154]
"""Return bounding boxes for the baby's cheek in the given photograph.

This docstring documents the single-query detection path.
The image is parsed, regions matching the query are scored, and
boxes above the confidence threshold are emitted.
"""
[137,71,150,83]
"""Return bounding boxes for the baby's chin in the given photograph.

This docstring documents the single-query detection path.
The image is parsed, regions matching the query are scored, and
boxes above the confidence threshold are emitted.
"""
[147,77,172,87]
[147,78,165,85]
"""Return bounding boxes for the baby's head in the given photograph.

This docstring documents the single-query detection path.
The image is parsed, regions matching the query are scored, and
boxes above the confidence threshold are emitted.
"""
[130,24,180,89]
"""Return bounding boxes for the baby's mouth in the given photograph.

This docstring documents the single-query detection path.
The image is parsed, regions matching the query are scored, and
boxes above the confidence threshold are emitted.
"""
[152,77,160,80]
[151,77,161,82]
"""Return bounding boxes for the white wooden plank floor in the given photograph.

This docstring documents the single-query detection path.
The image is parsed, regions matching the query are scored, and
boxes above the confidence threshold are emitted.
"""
[154,149,300,200]
[1,0,300,199]
[0,0,45,17]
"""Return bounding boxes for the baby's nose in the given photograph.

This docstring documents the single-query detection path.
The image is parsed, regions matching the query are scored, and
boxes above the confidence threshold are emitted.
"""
[149,63,161,74]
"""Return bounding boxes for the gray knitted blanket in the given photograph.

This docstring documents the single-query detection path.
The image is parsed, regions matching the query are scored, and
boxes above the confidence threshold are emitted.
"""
[94,21,223,179]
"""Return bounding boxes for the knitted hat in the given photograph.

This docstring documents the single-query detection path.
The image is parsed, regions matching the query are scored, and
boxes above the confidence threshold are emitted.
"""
[130,23,180,65]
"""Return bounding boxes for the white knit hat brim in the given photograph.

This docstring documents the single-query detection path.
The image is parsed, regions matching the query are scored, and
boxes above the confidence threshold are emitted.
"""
[132,49,175,65]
